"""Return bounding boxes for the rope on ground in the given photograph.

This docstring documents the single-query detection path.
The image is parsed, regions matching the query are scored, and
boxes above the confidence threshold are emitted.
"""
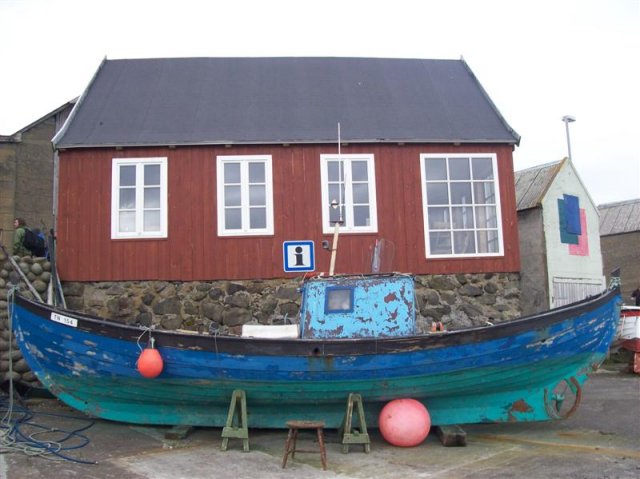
[1,286,97,464]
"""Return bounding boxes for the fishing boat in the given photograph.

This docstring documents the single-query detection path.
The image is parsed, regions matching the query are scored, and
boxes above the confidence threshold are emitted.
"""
[618,305,640,374]
[9,273,621,428]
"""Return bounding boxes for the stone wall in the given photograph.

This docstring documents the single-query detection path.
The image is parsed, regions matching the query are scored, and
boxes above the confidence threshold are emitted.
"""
[62,273,521,334]
[1,249,521,385]
[517,207,550,315]
[601,232,640,304]
[0,253,51,387]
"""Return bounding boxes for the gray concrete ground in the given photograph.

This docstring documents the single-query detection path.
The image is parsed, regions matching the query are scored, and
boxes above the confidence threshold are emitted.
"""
[1,366,638,479]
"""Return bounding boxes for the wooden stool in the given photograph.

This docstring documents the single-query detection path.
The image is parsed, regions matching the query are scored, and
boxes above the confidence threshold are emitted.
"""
[282,420,327,470]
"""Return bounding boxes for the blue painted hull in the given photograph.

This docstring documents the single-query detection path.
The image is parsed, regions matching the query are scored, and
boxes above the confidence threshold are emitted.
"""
[10,286,621,428]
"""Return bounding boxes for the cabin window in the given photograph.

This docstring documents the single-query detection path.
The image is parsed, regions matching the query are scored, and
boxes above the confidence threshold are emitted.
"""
[420,154,503,257]
[216,155,274,236]
[320,154,378,234]
[111,157,168,239]
[325,287,354,313]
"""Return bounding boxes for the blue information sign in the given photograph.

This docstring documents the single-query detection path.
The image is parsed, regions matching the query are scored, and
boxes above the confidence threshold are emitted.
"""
[283,241,315,272]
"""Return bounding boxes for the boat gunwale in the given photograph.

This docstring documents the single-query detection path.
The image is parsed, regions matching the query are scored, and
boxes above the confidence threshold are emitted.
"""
[13,286,621,357]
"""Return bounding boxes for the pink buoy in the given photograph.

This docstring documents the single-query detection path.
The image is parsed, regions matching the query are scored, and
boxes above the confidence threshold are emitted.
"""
[137,346,164,378]
[378,398,431,447]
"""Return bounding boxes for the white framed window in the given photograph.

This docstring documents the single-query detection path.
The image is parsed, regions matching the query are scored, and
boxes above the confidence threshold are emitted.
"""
[320,154,378,234]
[420,154,503,257]
[216,155,274,236]
[111,157,168,239]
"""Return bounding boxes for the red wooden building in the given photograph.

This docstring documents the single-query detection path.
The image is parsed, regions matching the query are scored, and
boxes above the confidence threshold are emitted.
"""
[53,57,521,282]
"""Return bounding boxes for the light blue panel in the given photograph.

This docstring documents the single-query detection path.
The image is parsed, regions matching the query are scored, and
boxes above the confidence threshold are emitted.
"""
[300,274,416,338]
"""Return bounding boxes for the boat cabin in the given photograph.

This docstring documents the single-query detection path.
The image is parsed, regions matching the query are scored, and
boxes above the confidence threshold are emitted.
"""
[300,274,416,338]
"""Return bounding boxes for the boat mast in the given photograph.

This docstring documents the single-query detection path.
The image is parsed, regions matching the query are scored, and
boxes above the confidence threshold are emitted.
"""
[329,123,343,276]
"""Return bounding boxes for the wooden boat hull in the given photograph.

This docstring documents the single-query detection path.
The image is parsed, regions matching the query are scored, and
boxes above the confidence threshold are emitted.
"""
[619,306,640,352]
[10,288,621,428]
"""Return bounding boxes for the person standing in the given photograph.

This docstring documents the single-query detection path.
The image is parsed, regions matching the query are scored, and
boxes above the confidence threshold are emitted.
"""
[12,217,30,257]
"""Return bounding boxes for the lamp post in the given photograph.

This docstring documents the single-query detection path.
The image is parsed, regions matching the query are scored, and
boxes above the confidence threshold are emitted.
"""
[562,115,576,160]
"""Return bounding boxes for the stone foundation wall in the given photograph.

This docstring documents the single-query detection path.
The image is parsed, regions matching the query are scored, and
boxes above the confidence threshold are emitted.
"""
[1,250,521,385]
[62,272,521,334]
[0,253,52,387]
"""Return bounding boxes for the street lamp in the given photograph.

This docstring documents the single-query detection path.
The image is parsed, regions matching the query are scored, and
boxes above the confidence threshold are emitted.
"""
[562,115,576,160]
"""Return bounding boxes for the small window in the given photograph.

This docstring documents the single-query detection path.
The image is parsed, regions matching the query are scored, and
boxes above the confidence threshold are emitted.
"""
[320,154,378,234]
[111,157,168,239]
[216,155,274,236]
[325,287,354,313]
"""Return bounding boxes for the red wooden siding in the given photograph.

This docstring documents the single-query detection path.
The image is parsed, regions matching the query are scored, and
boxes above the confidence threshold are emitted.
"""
[56,144,520,281]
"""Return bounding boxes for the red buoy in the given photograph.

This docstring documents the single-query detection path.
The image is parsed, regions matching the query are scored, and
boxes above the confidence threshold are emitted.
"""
[137,345,163,378]
[378,398,431,447]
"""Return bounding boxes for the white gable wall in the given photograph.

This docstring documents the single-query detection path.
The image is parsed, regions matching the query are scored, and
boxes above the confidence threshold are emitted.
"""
[541,161,605,308]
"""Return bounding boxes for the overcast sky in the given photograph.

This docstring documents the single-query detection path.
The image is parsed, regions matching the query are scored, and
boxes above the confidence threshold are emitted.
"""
[1,0,638,205]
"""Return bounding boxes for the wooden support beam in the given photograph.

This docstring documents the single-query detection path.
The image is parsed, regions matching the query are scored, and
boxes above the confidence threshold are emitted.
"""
[435,425,467,447]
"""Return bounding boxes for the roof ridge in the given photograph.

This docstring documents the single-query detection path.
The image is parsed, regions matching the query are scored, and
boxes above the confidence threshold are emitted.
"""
[598,198,640,208]
[515,159,564,174]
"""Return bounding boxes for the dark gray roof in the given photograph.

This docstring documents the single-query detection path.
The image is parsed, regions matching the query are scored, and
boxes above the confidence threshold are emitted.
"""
[598,199,640,236]
[54,57,520,149]
[514,160,565,211]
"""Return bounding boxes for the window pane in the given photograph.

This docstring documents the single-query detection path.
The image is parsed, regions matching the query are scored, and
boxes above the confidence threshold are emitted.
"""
[352,183,369,204]
[225,208,241,229]
[144,210,160,232]
[144,164,160,185]
[327,161,344,182]
[452,206,474,229]
[426,183,449,205]
[449,158,470,180]
[249,162,265,183]
[450,183,472,204]
[328,184,345,205]
[249,185,265,206]
[472,157,494,180]
[225,185,241,207]
[353,206,370,226]
[144,187,160,208]
[250,207,266,229]
[475,206,497,228]
[224,163,241,183]
[119,188,136,209]
[428,207,450,229]
[425,158,447,180]
[120,165,136,186]
[474,182,495,204]
[351,161,368,181]
[326,289,352,312]
[430,231,451,254]
[119,211,135,232]
[476,229,499,253]
[454,231,476,254]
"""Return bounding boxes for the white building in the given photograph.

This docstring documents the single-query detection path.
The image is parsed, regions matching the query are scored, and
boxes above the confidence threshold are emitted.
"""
[515,158,605,315]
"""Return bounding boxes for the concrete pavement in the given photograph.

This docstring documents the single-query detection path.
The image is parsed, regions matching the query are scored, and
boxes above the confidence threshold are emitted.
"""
[1,366,638,479]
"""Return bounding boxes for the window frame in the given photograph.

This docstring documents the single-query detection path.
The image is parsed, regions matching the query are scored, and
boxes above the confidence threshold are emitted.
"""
[111,157,168,239]
[419,153,504,258]
[216,155,274,237]
[319,153,378,234]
